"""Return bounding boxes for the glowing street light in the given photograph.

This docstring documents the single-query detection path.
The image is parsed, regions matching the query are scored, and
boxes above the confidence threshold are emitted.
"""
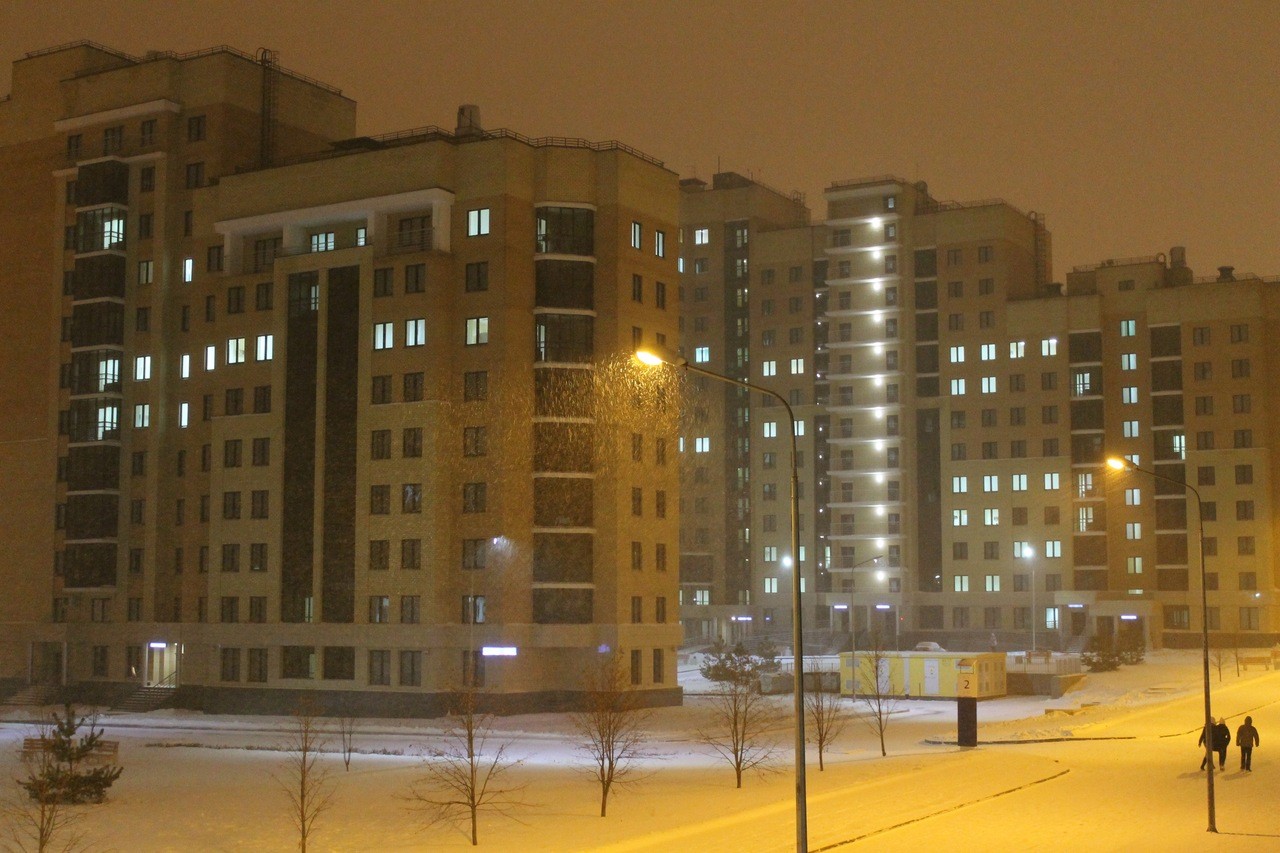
[636,345,809,852]
[1107,455,1215,833]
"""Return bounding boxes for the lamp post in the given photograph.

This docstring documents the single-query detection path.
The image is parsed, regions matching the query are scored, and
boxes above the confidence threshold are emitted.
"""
[830,554,883,694]
[636,346,808,852]
[1107,456,1215,833]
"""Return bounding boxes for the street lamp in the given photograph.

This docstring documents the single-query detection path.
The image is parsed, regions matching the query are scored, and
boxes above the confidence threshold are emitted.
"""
[829,555,883,690]
[636,345,809,852]
[1106,456,1215,833]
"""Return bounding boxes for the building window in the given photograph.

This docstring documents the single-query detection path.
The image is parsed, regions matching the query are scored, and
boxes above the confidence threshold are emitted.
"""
[463,482,487,513]
[630,221,642,249]
[465,261,488,292]
[468,208,491,236]
[466,317,489,345]
[368,596,390,624]
[373,322,394,350]
[463,539,488,570]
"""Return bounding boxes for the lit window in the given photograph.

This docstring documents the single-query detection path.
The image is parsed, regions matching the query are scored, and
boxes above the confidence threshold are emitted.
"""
[985,575,1001,592]
[952,476,967,493]
[1120,319,1136,337]
[1044,540,1062,558]
[1126,522,1142,540]
[954,575,970,592]
[1009,340,1026,359]
[1125,488,1141,506]
[694,436,710,453]
[180,354,191,379]
[178,402,189,428]
[1011,474,1027,491]
[654,230,665,257]
[763,546,778,562]
[950,346,965,363]
[309,232,335,252]
[630,221,642,249]
[790,358,805,375]
[467,208,491,236]
[980,344,996,361]
[1121,353,1137,371]
[950,378,966,395]
[763,422,777,438]
[356,227,367,247]
[373,323,394,350]
[1044,472,1060,490]
[983,475,999,492]
[204,345,216,371]
[138,260,153,285]
[953,509,969,527]
[694,228,709,245]
[694,346,710,363]
[405,318,426,347]
[466,317,489,345]
[133,403,150,428]
[1041,338,1058,357]
[183,258,194,283]
[764,577,778,594]
[1127,556,1143,574]
[1045,607,1060,630]
[256,335,273,361]
[1013,541,1031,558]
[984,508,1000,526]
[762,360,777,377]
[1123,420,1139,438]
[794,420,805,437]
[981,376,997,394]
[1122,386,1139,404]
[134,356,151,381]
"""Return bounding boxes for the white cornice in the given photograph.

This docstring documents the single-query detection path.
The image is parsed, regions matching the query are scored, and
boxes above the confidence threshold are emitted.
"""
[54,99,182,132]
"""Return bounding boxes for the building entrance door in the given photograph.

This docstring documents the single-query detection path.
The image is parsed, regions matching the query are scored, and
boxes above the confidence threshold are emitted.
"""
[145,642,180,688]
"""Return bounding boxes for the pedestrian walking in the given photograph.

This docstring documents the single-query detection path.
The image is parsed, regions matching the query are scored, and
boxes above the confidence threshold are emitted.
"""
[1237,716,1260,771]
[1199,717,1231,770]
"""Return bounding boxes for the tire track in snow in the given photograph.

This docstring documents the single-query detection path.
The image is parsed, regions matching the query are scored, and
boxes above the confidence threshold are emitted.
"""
[811,767,1071,849]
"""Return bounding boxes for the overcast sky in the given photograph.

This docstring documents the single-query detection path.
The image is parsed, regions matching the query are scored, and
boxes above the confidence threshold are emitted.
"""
[4,0,1278,279]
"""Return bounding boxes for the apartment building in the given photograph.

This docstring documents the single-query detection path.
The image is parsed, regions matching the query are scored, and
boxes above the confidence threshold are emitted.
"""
[0,42,681,713]
[678,174,1278,654]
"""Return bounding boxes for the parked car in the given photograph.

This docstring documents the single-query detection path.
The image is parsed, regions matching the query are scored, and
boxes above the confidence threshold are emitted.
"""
[914,641,946,652]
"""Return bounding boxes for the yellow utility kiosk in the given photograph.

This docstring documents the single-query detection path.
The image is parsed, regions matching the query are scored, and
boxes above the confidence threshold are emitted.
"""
[840,651,1007,699]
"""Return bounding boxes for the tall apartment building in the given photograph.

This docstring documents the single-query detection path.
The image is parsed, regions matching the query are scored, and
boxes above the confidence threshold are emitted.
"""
[677,174,1278,655]
[0,42,681,713]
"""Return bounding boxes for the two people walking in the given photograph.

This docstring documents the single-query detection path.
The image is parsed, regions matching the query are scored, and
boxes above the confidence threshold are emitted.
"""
[1199,718,1230,770]
[1199,715,1261,771]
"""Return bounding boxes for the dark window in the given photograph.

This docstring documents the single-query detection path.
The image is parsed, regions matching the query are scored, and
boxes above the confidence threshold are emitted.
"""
[466,261,489,292]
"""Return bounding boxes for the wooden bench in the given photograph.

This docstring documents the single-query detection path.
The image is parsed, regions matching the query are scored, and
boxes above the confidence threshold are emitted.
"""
[20,737,119,765]
[1240,656,1272,671]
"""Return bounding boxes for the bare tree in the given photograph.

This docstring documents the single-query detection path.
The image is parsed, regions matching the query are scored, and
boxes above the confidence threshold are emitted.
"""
[805,670,848,770]
[2,719,85,853]
[406,689,525,846]
[336,715,357,772]
[1210,642,1228,683]
[854,633,901,757]
[570,653,654,816]
[275,702,335,853]
[696,643,784,788]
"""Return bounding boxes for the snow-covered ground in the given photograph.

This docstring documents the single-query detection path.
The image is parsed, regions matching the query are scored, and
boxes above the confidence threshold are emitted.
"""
[2,649,1277,851]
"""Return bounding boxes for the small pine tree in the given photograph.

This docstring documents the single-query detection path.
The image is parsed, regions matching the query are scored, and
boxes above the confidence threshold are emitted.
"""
[20,704,122,805]
[1081,636,1121,672]
[1116,631,1146,665]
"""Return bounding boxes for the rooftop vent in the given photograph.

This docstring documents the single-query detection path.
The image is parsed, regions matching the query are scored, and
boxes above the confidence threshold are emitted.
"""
[1217,266,1235,282]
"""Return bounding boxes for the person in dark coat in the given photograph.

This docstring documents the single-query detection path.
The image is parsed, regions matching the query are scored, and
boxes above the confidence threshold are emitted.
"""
[1237,716,1260,771]
[1199,717,1231,769]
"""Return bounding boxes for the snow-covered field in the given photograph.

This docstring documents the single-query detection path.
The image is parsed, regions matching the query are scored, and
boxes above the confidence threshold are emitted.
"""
[2,650,1277,851]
